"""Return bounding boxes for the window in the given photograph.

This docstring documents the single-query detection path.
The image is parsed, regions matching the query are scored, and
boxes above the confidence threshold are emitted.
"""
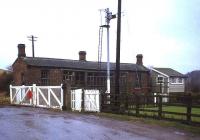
[171,78,176,83]
[63,70,74,82]
[41,70,49,85]
[135,73,141,88]
[157,75,164,83]
[178,78,183,83]
[170,77,183,84]
[120,73,127,85]
[75,71,85,85]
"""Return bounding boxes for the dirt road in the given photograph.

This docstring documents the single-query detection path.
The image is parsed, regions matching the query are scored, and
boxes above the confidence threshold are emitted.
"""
[0,106,199,140]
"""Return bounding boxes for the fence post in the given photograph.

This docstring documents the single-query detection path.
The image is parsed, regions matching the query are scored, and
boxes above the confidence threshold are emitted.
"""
[100,92,103,112]
[186,93,192,123]
[81,89,85,112]
[158,95,162,119]
[62,81,71,110]
[135,94,140,117]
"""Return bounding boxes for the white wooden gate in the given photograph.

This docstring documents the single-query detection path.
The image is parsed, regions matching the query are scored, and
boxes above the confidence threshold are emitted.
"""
[84,90,100,112]
[71,89,100,112]
[10,84,63,110]
[71,89,82,111]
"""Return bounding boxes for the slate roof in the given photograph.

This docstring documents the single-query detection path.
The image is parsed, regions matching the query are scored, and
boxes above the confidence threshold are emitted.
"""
[22,57,149,72]
[153,68,186,77]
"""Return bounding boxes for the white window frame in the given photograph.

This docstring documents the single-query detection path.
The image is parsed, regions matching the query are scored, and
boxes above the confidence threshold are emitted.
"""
[170,77,183,84]
[178,78,184,84]
[156,75,164,84]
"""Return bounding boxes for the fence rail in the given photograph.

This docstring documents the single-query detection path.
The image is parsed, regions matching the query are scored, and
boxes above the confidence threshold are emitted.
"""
[101,93,200,125]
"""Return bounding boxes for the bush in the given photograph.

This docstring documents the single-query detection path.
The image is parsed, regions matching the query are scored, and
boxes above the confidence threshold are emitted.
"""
[0,71,13,95]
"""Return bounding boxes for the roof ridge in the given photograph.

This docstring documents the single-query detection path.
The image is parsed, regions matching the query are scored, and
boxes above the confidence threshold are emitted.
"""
[24,56,139,65]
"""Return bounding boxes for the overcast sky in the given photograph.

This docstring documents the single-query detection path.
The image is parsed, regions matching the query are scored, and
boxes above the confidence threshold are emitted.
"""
[0,0,200,74]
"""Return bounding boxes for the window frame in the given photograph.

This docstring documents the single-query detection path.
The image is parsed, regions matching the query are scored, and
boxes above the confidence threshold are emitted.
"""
[170,77,183,84]
[156,75,164,84]
[41,70,49,86]
[63,70,74,82]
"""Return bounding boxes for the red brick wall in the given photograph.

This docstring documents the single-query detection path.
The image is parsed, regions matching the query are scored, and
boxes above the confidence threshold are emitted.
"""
[12,58,150,93]
[26,66,41,85]
[49,69,62,85]
[26,67,63,86]
[127,71,150,94]
[12,58,27,85]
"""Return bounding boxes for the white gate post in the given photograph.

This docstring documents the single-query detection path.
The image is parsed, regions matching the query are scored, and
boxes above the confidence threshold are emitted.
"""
[48,87,51,107]
[33,84,37,106]
[20,85,24,103]
[10,85,12,104]
[60,84,63,110]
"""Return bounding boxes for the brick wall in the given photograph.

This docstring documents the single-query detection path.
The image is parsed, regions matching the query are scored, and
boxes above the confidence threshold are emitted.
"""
[49,69,62,85]
[127,71,150,94]
[26,66,41,85]
[12,58,27,85]
[12,59,151,94]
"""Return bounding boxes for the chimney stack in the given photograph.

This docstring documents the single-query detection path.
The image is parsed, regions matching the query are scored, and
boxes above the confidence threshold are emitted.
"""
[79,51,86,61]
[18,44,26,57]
[136,54,143,65]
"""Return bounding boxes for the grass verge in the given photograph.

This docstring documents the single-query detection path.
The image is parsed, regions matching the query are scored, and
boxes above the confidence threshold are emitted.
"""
[94,112,200,135]
[0,95,10,105]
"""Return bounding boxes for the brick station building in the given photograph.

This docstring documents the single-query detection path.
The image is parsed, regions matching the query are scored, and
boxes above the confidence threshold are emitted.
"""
[12,44,151,94]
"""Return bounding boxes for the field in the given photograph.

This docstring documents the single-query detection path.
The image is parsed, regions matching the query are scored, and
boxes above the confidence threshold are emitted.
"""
[139,105,200,122]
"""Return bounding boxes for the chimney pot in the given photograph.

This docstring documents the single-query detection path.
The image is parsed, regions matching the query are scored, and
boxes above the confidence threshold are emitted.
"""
[79,51,86,61]
[136,54,143,65]
[18,44,26,57]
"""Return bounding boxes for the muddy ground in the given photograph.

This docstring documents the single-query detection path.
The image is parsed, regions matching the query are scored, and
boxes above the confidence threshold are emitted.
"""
[0,106,199,140]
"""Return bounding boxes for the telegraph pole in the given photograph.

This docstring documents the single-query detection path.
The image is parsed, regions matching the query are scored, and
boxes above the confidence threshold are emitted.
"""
[115,0,122,96]
[27,35,38,57]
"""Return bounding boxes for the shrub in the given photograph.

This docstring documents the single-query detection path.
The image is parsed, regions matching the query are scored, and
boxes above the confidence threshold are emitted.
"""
[0,71,13,95]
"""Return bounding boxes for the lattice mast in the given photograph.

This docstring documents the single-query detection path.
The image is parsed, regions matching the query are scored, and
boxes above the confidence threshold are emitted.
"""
[98,8,116,93]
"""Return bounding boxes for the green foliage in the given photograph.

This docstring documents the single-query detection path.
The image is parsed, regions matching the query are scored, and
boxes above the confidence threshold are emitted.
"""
[0,71,13,95]
[0,96,10,105]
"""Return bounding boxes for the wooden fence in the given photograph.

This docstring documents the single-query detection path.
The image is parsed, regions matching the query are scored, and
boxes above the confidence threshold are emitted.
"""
[101,93,200,125]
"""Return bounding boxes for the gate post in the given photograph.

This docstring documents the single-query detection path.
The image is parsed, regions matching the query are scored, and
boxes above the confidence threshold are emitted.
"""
[33,84,37,106]
[62,81,71,110]
[135,94,140,117]
[186,93,192,123]
[81,89,85,112]
[158,95,163,119]
[10,85,12,104]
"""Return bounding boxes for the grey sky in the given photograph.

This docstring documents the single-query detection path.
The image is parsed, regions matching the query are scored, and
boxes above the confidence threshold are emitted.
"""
[0,0,199,74]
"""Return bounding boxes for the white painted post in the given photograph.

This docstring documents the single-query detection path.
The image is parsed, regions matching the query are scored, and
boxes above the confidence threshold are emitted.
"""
[10,85,12,104]
[48,87,51,107]
[154,93,157,105]
[60,84,63,110]
[37,87,39,106]
[20,86,23,103]
[33,84,36,106]
[71,91,73,110]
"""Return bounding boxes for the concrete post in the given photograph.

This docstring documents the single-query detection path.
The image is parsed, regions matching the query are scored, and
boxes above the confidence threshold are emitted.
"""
[62,80,71,110]
[81,89,85,112]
